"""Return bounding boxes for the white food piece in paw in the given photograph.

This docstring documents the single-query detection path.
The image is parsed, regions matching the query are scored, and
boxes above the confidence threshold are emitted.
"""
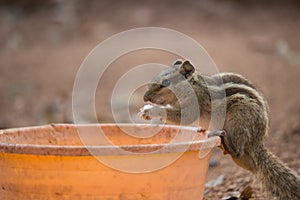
[138,104,154,120]
[142,104,154,110]
[138,104,168,121]
[139,104,153,115]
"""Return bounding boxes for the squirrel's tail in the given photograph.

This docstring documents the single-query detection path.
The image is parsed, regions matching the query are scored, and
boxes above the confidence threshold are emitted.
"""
[255,145,300,199]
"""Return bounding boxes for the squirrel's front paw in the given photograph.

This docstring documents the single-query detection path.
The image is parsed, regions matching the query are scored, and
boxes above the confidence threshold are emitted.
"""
[139,104,153,120]
[139,104,165,121]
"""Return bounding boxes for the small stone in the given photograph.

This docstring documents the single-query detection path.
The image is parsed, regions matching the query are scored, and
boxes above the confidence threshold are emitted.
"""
[205,174,226,188]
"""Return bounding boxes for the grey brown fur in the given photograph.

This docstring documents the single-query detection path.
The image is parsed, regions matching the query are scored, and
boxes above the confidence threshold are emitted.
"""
[140,59,300,199]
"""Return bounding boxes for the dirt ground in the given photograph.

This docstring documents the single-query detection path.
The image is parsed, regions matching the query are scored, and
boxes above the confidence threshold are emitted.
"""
[0,1,299,199]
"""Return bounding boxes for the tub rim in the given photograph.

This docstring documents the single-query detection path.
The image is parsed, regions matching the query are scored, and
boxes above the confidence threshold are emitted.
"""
[0,123,220,156]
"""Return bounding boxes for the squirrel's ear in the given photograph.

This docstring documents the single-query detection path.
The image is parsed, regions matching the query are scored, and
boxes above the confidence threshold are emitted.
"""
[179,60,195,78]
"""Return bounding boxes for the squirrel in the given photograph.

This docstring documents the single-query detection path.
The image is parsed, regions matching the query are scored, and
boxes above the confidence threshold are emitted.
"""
[139,59,300,199]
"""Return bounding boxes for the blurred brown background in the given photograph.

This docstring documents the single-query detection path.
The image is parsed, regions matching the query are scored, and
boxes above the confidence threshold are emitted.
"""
[0,1,299,199]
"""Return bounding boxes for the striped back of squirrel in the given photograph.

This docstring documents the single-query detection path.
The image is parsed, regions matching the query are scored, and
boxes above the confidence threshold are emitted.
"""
[212,72,269,114]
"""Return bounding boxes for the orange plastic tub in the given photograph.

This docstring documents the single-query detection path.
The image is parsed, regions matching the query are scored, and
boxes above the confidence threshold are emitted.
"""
[0,124,220,200]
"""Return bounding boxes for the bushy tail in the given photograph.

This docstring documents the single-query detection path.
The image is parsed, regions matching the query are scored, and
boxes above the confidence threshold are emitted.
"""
[255,145,300,199]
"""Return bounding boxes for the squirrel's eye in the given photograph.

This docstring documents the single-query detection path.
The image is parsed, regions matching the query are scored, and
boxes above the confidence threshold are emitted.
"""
[161,79,171,87]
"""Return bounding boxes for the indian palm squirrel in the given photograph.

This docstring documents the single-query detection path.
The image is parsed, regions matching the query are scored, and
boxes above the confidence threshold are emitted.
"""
[139,59,300,199]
